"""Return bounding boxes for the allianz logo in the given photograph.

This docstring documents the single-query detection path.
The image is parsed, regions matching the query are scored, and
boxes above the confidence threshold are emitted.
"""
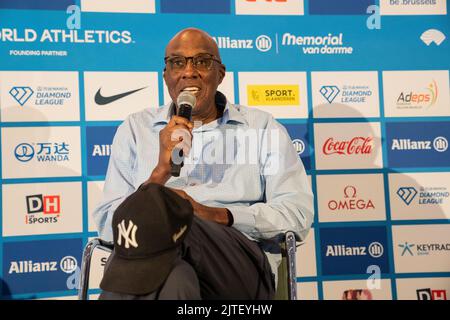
[8,256,77,274]
[212,35,272,52]
[391,137,448,153]
[92,144,112,156]
[326,242,384,258]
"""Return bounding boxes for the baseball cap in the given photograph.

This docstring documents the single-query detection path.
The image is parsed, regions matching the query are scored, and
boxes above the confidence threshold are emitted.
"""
[100,183,193,295]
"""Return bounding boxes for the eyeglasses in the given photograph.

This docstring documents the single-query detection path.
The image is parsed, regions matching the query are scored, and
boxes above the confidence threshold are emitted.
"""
[164,53,222,72]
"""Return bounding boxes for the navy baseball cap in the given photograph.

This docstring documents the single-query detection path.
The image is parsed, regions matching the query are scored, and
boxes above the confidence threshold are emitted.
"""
[100,183,193,295]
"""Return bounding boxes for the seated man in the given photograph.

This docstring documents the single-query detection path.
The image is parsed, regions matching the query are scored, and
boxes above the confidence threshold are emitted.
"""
[94,27,314,300]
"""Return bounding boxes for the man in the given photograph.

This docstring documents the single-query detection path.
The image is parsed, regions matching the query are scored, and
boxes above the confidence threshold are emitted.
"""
[94,27,314,299]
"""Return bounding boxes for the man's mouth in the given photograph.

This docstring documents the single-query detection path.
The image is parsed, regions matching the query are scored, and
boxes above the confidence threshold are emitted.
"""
[181,86,201,95]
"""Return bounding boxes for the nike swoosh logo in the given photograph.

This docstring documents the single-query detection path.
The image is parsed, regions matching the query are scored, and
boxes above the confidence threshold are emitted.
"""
[172,225,188,243]
[94,86,147,105]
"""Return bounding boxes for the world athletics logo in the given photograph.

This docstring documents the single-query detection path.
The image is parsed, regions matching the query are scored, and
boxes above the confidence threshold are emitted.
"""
[9,86,34,106]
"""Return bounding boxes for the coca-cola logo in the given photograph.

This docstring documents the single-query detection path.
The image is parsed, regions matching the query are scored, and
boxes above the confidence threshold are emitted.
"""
[323,137,373,155]
[328,185,375,211]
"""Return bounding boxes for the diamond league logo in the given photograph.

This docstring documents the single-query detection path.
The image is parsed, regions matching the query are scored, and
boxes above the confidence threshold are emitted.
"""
[9,86,34,106]
[396,187,418,205]
[320,85,340,103]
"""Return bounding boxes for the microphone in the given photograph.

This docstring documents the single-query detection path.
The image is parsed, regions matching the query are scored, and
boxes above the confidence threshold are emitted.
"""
[170,91,196,177]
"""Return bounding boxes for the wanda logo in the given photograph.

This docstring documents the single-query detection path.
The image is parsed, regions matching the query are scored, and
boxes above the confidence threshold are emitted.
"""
[323,137,373,155]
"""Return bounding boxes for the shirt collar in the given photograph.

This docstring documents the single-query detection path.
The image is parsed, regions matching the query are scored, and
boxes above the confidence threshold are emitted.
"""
[221,102,247,126]
[151,91,247,129]
[152,103,175,127]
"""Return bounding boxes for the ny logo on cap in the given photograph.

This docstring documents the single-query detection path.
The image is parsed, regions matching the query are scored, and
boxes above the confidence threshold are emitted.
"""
[117,219,138,249]
[172,225,187,243]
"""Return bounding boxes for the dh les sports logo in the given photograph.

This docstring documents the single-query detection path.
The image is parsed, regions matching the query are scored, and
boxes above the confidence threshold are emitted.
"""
[25,194,61,224]
[417,288,447,300]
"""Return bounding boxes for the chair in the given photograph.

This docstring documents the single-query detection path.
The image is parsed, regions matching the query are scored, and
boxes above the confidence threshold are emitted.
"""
[78,231,298,300]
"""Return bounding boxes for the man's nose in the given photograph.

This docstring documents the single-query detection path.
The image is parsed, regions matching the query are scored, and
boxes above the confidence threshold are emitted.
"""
[181,59,199,78]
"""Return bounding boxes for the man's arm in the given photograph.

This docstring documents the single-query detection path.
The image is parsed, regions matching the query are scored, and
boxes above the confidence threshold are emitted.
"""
[171,116,314,241]
[228,117,314,241]
[92,118,137,241]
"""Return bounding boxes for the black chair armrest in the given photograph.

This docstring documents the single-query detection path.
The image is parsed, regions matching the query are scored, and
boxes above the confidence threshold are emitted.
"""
[78,238,113,300]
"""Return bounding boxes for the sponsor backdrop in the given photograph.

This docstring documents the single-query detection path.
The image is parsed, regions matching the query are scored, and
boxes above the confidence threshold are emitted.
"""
[0,0,449,300]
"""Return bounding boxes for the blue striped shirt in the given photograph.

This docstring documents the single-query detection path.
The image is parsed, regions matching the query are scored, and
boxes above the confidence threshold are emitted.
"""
[93,100,314,278]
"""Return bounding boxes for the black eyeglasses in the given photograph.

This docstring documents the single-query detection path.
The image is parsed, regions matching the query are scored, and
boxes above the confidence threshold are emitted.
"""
[164,53,222,72]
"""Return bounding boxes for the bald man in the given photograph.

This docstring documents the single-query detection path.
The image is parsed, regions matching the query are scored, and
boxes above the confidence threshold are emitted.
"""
[95,28,314,300]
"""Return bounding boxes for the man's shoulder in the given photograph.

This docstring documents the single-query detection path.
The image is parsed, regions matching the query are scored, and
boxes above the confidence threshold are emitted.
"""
[231,103,278,128]
[124,105,170,126]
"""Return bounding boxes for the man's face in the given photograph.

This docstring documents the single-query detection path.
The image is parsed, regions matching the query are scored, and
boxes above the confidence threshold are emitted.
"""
[163,31,225,117]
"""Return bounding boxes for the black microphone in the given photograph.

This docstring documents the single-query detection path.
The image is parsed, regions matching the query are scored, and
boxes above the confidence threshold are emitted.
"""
[170,91,196,177]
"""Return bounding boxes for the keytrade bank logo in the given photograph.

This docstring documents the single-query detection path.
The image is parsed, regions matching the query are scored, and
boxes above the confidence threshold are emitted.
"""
[86,126,118,176]
[213,35,272,52]
[247,85,299,106]
[25,194,61,225]
[320,226,389,276]
[386,122,450,168]
[398,241,450,256]
[2,239,82,295]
